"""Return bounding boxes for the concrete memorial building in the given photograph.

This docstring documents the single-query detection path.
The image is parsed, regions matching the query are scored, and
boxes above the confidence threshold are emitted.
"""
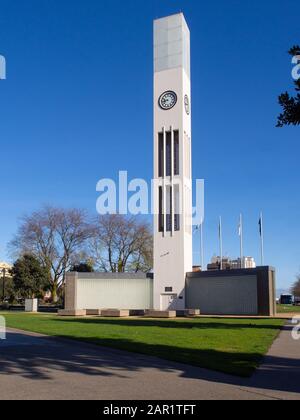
[61,14,276,318]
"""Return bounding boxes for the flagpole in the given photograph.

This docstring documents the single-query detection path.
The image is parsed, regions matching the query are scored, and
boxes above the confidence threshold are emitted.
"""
[219,216,223,270]
[239,214,243,269]
[260,212,264,266]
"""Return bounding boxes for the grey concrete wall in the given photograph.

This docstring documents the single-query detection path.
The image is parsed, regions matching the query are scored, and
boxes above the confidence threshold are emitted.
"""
[65,273,77,311]
[186,267,276,316]
[186,274,258,315]
[256,268,277,316]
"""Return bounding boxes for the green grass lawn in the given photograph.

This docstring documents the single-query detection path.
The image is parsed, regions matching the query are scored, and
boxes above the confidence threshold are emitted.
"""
[2,313,284,377]
[277,304,300,314]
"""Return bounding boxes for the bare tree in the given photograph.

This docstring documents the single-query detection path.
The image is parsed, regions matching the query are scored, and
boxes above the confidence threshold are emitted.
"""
[10,206,94,302]
[292,275,300,298]
[89,214,153,273]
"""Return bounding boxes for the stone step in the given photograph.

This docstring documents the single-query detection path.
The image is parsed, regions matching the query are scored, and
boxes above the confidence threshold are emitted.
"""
[101,309,130,318]
[58,310,87,317]
[184,309,201,317]
[145,310,177,318]
[86,309,102,316]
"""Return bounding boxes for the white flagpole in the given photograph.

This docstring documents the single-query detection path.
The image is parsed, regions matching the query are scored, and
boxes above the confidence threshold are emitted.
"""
[239,214,244,269]
[219,216,223,270]
[260,212,264,266]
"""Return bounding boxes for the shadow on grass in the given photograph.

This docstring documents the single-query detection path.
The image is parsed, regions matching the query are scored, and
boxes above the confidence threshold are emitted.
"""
[52,317,283,331]
[0,331,299,396]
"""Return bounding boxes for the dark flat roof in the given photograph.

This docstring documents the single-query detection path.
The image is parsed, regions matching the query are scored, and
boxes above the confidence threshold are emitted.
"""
[187,266,275,279]
[70,272,153,280]
[69,267,275,281]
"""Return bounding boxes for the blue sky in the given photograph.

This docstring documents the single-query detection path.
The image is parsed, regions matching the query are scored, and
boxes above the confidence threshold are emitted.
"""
[0,0,299,290]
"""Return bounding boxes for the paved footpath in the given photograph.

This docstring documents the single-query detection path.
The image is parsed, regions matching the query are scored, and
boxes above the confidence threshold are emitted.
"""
[0,323,299,400]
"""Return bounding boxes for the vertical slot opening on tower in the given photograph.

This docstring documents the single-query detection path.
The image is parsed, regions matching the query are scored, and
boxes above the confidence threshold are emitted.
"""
[158,132,164,178]
[174,130,179,176]
[166,185,172,232]
[166,131,172,177]
[174,184,180,231]
[158,186,164,233]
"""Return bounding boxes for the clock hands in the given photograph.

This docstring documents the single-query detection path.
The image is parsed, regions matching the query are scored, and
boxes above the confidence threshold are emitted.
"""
[159,91,177,110]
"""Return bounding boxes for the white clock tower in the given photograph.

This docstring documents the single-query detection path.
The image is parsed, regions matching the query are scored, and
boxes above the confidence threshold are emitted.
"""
[153,13,193,311]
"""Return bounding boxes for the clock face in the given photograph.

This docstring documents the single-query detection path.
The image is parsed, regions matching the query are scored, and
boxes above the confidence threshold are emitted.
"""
[158,91,177,110]
[184,95,190,115]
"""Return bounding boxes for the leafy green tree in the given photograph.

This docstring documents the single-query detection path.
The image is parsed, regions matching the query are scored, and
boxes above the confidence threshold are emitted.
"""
[11,255,50,299]
[277,46,300,127]
[0,275,16,303]
[71,261,94,273]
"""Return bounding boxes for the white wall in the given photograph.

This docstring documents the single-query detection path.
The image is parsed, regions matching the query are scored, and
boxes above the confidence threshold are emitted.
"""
[67,273,153,311]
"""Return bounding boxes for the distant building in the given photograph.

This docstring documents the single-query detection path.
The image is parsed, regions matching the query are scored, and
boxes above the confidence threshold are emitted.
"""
[0,262,12,277]
[232,257,256,269]
[207,256,256,271]
[280,294,293,305]
[207,257,231,271]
